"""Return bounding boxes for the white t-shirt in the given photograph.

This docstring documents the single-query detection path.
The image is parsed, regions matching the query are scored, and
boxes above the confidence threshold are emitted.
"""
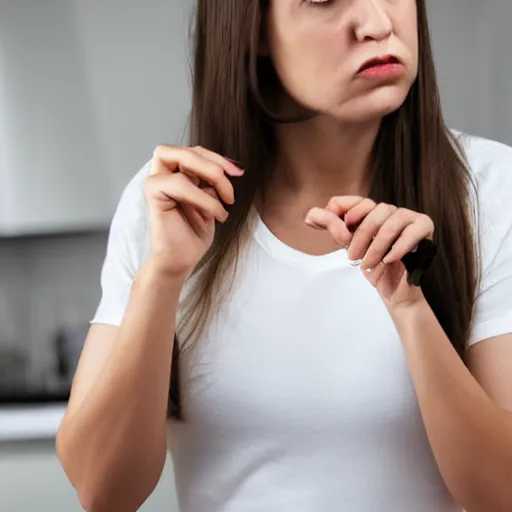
[92,133,512,512]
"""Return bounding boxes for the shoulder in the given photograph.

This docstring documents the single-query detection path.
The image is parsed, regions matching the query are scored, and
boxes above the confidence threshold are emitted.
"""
[92,162,151,325]
[107,161,151,276]
[452,130,512,230]
[452,130,512,201]
[452,131,512,273]
[115,160,151,218]
[452,134,512,346]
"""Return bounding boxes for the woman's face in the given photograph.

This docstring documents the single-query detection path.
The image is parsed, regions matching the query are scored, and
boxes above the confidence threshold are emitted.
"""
[266,0,419,123]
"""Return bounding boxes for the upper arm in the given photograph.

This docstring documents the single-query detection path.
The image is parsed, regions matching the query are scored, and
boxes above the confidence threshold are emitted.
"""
[66,164,150,416]
[468,335,512,412]
[466,139,512,411]
[67,324,119,414]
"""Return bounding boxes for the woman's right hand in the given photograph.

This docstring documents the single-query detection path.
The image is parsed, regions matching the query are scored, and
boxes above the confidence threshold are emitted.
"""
[144,145,244,280]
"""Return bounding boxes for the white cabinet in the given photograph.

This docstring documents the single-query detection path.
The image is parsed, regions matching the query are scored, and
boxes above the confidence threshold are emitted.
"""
[0,0,193,236]
[71,0,193,205]
[0,0,110,236]
[0,439,179,512]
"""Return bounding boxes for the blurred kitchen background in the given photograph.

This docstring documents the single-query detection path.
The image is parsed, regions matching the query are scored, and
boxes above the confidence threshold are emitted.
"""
[0,1,510,511]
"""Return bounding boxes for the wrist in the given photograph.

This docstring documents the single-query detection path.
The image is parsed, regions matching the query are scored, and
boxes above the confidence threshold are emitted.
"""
[388,294,430,323]
[136,258,188,296]
[385,284,426,314]
[388,297,432,336]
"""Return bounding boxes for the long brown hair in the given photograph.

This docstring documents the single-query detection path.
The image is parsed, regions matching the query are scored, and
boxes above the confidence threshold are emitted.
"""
[168,0,479,419]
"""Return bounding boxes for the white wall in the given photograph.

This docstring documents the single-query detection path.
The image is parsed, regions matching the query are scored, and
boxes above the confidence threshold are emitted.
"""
[429,1,512,144]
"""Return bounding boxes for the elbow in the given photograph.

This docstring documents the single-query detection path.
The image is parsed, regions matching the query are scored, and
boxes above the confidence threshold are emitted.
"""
[56,420,166,512]
[77,490,129,512]
[74,477,151,512]
[74,477,120,512]
[77,490,105,512]
[62,459,162,512]
[78,495,122,512]
[57,446,164,511]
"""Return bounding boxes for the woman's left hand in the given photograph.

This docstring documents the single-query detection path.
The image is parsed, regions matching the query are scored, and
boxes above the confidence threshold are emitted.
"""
[305,196,435,311]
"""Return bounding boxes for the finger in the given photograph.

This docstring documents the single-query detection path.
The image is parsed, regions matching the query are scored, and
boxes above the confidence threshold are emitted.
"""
[180,202,212,236]
[153,145,235,205]
[326,196,366,221]
[347,203,397,263]
[190,145,244,175]
[152,145,238,207]
[361,209,417,269]
[153,145,244,177]
[341,198,378,231]
[304,208,352,247]
[200,184,226,215]
[147,172,229,223]
[382,214,435,264]
[149,150,169,176]
[362,261,387,287]
[357,207,412,270]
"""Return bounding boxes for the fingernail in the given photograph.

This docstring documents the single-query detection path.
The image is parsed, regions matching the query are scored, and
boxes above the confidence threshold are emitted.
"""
[349,258,364,267]
[226,168,244,177]
[226,158,245,174]
[226,157,244,167]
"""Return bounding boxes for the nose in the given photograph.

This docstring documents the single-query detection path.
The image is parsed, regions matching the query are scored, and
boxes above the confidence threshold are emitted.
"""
[353,0,393,43]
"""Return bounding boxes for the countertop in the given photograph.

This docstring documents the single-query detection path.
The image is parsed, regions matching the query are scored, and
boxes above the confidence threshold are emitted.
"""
[0,404,67,442]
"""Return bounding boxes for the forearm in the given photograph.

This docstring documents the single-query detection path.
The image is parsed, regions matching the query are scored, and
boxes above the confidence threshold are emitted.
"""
[390,300,512,512]
[58,261,183,511]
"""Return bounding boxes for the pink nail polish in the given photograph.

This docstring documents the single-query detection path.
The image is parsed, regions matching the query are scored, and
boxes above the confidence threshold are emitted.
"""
[225,158,245,175]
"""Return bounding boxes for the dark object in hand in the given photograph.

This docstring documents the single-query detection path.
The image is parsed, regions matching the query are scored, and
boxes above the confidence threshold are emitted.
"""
[401,239,438,286]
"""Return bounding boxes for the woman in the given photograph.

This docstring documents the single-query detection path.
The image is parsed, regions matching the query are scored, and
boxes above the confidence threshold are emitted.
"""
[57,1,512,511]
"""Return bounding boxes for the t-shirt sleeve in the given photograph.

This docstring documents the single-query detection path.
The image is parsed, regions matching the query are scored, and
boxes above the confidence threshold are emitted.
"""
[91,163,151,327]
[468,139,512,347]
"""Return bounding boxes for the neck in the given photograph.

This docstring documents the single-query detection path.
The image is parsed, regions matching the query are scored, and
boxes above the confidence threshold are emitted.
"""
[268,116,380,207]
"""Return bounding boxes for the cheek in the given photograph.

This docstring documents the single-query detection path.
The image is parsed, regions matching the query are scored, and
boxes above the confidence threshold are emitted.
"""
[268,29,349,109]
[266,4,349,105]
[406,29,419,77]
[399,5,419,68]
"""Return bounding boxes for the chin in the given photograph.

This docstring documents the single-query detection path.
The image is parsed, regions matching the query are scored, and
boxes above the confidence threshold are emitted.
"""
[334,84,411,124]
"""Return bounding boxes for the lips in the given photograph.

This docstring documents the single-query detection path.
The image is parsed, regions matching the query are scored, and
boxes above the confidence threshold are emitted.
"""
[358,55,401,73]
